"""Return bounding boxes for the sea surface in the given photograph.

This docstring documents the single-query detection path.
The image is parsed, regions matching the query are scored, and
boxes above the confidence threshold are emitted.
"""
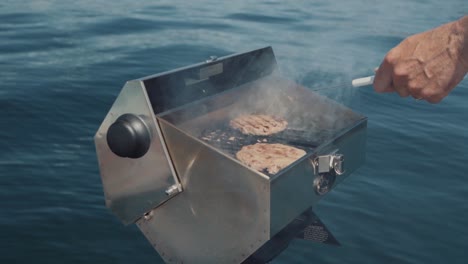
[1,0,467,263]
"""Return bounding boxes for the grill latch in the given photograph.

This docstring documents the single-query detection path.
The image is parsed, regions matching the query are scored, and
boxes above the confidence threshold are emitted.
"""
[312,153,345,195]
[316,153,345,175]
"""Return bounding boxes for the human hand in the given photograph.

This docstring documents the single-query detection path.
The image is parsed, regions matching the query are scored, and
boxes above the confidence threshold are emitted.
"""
[373,16,468,103]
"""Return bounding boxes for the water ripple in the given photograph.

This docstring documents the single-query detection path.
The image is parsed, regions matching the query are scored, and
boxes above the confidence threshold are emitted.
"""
[225,13,299,24]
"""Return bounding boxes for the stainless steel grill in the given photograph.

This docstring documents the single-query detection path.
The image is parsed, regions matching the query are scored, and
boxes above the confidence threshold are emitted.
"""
[94,47,367,263]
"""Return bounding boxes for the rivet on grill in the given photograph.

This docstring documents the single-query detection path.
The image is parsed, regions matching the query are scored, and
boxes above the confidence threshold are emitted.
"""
[143,210,153,221]
[165,184,181,196]
[205,55,218,63]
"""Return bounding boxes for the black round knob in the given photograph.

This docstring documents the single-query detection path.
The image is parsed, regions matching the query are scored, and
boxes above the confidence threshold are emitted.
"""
[106,114,151,158]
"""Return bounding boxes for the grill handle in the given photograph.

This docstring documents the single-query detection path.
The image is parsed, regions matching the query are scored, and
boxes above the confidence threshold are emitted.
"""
[351,75,374,87]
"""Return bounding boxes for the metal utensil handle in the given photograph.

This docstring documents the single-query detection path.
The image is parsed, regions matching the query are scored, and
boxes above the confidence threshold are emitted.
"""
[315,69,464,90]
[351,73,468,88]
[351,75,375,88]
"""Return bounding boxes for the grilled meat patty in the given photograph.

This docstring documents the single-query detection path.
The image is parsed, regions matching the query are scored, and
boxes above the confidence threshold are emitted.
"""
[236,143,306,174]
[229,114,288,136]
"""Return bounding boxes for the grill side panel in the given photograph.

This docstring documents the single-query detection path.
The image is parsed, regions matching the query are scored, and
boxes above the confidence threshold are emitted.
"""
[269,156,318,236]
[94,80,178,224]
[139,119,270,264]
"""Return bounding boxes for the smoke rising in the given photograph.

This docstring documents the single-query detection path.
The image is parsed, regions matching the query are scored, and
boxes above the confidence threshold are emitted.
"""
[161,73,364,146]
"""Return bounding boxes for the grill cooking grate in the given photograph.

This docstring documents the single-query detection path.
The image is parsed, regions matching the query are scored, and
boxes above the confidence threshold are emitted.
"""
[199,123,330,158]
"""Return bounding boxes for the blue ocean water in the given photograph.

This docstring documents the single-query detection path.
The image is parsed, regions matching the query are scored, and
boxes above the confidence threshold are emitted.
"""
[1,0,467,263]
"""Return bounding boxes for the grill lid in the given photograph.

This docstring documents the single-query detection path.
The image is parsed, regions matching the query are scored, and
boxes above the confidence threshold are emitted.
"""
[142,46,278,115]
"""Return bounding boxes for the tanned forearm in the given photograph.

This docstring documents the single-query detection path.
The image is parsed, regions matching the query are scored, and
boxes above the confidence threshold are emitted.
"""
[455,15,468,69]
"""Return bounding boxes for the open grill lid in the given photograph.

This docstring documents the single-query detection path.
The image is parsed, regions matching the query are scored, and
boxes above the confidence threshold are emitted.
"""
[144,46,278,115]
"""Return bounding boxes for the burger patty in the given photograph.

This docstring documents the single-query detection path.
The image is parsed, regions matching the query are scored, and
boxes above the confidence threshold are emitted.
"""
[236,143,306,175]
[229,114,288,136]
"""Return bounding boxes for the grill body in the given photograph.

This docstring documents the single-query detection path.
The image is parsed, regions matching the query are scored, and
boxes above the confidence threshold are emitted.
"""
[95,47,367,263]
